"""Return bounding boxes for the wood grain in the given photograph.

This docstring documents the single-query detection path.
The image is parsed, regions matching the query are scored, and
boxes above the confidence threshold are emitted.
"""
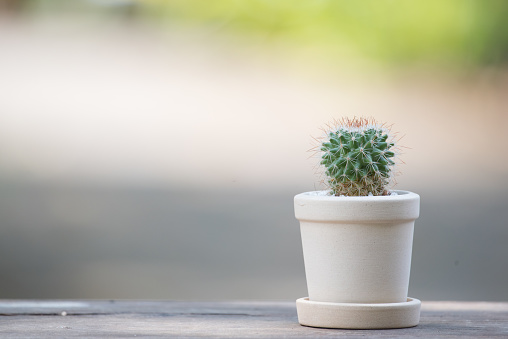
[0,300,506,337]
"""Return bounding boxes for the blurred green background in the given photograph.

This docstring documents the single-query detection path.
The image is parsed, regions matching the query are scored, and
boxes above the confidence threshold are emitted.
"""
[0,0,507,301]
[9,0,508,69]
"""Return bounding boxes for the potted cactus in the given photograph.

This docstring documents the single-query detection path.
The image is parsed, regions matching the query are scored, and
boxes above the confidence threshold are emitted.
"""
[294,117,421,329]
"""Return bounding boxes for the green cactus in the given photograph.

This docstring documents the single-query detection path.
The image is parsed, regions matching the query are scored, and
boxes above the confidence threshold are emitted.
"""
[318,117,398,196]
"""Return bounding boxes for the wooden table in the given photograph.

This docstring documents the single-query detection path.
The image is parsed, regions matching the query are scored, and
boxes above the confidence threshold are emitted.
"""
[0,300,507,337]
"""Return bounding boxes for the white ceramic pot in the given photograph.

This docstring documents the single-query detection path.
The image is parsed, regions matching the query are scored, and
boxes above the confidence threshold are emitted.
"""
[294,190,420,304]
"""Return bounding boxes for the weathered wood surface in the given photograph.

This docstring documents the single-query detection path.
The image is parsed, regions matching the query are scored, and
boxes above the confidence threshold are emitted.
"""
[0,300,507,338]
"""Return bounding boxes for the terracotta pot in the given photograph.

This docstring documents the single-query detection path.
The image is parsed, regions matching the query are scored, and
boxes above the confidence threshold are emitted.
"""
[295,190,420,303]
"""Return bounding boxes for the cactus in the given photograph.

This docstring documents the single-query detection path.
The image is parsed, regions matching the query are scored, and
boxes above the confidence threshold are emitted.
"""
[316,117,399,196]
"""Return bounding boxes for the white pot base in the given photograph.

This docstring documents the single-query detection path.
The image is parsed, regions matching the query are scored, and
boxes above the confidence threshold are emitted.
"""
[296,297,421,329]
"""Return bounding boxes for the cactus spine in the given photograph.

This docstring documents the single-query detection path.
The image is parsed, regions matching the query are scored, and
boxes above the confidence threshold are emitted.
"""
[317,117,398,196]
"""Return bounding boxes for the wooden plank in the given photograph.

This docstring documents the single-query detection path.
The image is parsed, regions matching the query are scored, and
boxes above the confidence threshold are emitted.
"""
[0,300,506,337]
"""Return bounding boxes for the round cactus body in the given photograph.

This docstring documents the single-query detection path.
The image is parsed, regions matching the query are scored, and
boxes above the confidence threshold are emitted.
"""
[318,117,398,196]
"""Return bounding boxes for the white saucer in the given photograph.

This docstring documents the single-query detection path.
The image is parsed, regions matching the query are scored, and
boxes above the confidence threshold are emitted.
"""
[296,297,421,329]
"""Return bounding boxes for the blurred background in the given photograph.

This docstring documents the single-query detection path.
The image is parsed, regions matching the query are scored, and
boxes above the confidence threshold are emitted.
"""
[0,0,507,301]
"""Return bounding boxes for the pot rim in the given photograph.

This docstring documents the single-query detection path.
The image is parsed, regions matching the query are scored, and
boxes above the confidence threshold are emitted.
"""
[296,190,417,201]
[294,190,420,223]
